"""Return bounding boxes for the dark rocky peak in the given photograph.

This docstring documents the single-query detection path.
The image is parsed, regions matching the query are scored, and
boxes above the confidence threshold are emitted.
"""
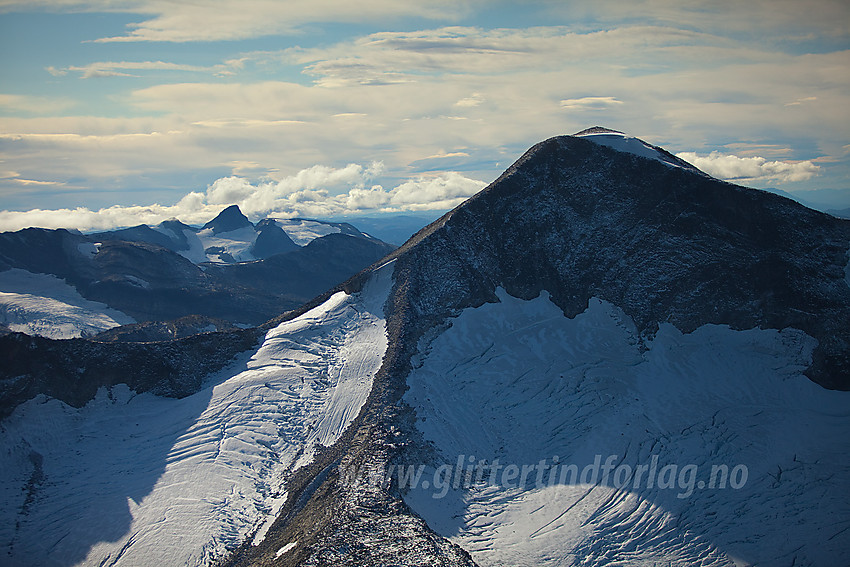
[573,125,625,136]
[156,219,197,251]
[0,227,93,281]
[251,219,299,259]
[385,134,850,389]
[91,224,180,251]
[202,205,253,234]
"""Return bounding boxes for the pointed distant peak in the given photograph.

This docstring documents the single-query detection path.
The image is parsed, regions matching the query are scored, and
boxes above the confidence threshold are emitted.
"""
[573,126,625,136]
[202,204,253,234]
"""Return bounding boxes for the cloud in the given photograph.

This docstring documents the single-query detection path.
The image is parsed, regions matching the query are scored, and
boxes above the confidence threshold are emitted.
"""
[0,163,486,232]
[676,151,820,183]
[3,19,849,208]
[50,60,242,79]
[0,0,472,43]
[290,25,733,86]
[455,93,484,107]
[784,96,817,106]
[559,96,623,110]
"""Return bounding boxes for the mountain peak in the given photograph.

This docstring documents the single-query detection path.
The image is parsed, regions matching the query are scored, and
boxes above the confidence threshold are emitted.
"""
[571,127,701,171]
[202,205,253,234]
[572,126,624,136]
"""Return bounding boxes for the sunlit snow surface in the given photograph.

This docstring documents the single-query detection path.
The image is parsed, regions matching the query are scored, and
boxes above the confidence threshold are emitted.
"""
[576,131,684,168]
[403,289,850,566]
[196,226,260,263]
[0,268,135,338]
[0,262,393,567]
[275,219,342,246]
[175,220,344,263]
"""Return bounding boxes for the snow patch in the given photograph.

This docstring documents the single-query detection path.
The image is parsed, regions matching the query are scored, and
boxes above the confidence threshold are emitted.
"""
[176,229,210,264]
[197,226,258,263]
[275,218,341,246]
[122,274,150,289]
[0,268,135,338]
[77,242,100,258]
[276,542,297,558]
[0,262,394,566]
[576,131,683,168]
[403,289,850,566]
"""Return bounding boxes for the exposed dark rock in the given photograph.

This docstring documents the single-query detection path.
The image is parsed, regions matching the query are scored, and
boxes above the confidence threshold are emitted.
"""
[202,204,253,234]
[251,218,299,258]
[92,314,242,342]
[0,326,263,420]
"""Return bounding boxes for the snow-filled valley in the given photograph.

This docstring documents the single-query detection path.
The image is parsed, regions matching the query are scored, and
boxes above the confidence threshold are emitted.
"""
[402,289,850,566]
[178,219,346,264]
[0,268,135,339]
[275,219,343,246]
[0,262,393,566]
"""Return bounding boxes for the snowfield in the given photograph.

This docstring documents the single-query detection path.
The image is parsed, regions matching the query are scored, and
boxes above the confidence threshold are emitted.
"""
[196,226,260,263]
[403,289,850,566]
[0,268,135,338]
[0,262,393,566]
[275,218,342,246]
[174,219,345,263]
[576,130,686,169]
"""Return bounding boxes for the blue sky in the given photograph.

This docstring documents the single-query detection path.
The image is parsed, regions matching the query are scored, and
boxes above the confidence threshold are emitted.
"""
[0,0,848,230]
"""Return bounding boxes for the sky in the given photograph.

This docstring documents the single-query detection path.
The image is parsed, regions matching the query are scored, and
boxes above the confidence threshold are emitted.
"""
[0,0,848,231]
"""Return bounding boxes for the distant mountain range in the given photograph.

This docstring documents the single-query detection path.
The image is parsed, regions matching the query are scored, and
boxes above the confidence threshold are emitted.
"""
[0,207,396,339]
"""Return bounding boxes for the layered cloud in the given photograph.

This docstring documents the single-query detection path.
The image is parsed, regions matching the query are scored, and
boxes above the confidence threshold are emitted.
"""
[46,59,246,79]
[676,152,820,184]
[0,0,472,42]
[0,163,486,232]
[1,3,848,215]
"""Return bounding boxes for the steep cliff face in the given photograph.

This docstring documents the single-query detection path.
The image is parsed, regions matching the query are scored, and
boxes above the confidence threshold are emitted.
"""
[388,135,850,389]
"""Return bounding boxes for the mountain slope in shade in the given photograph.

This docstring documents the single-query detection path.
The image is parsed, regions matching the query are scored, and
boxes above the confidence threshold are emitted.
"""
[0,264,394,566]
[251,218,300,258]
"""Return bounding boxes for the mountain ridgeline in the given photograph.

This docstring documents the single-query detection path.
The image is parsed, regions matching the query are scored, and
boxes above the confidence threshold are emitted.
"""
[384,134,850,389]
[222,131,850,566]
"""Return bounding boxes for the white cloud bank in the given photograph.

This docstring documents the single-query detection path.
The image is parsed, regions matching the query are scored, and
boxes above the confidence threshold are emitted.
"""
[0,163,486,232]
[675,151,820,184]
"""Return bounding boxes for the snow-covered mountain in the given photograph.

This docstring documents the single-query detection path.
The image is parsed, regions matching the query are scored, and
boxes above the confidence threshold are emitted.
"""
[2,129,849,566]
[0,208,395,336]
[92,204,382,266]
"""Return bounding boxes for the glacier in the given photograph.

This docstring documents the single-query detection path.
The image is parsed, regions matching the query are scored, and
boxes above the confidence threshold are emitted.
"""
[402,288,850,566]
[0,262,393,566]
[0,268,135,339]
